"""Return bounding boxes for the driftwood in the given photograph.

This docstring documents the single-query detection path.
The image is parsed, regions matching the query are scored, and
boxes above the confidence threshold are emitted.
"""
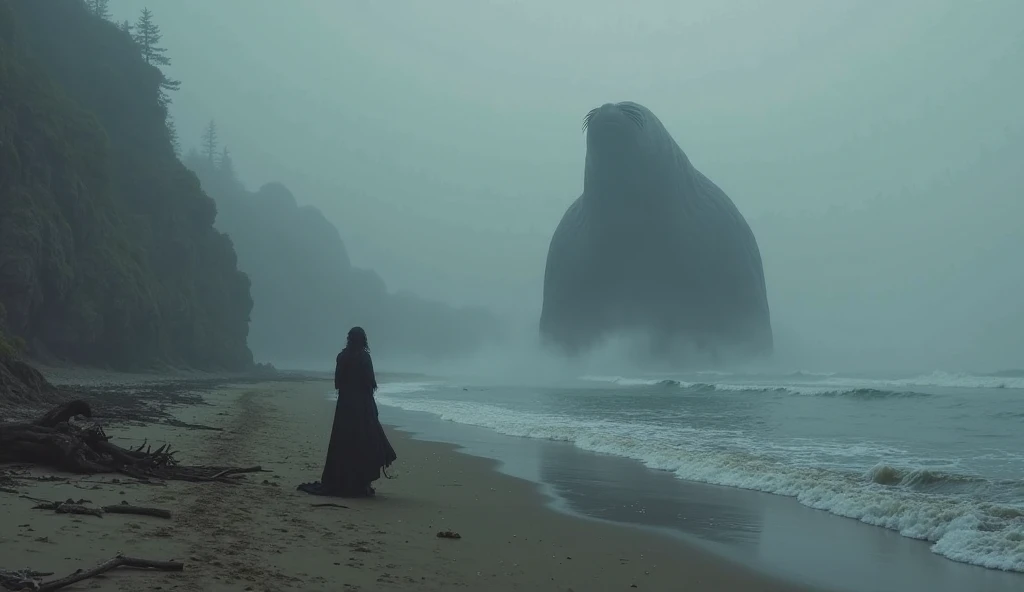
[1,554,183,591]
[0,570,52,592]
[0,400,261,483]
[26,497,172,519]
[101,502,172,519]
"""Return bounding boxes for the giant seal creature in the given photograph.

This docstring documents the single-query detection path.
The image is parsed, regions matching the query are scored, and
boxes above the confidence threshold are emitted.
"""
[539,101,773,362]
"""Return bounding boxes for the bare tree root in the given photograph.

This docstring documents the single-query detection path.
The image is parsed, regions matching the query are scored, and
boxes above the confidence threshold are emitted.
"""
[0,401,262,483]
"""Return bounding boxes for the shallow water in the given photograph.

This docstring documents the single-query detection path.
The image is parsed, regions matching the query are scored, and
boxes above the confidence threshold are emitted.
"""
[358,369,1024,573]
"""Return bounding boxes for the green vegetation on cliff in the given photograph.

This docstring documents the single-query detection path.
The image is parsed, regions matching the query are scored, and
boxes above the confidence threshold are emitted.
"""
[0,1,252,370]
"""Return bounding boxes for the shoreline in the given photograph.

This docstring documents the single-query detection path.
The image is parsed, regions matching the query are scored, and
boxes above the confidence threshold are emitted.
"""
[2,373,818,591]
[377,404,1024,592]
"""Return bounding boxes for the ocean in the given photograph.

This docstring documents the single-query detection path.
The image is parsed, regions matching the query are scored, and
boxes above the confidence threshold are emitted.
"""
[363,369,1024,573]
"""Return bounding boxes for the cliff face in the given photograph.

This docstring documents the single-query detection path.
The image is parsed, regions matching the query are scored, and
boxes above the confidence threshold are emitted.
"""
[187,154,502,366]
[0,1,253,370]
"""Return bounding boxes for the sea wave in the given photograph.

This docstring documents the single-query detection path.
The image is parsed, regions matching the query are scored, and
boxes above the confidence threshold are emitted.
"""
[377,381,441,395]
[374,382,1024,573]
[837,371,1024,390]
[582,370,1024,392]
[579,375,932,399]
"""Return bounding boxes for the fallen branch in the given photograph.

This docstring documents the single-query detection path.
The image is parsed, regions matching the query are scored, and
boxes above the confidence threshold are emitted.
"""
[32,554,183,591]
[101,503,171,519]
[26,497,171,519]
[207,466,264,480]
[28,498,102,518]
[55,503,103,518]
[161,418,222,432]
[73,476,164,487]
[34,400,91,428]
[0,569,52,591]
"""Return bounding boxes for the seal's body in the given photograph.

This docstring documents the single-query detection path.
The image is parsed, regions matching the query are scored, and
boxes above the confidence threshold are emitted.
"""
[539,102,772,362]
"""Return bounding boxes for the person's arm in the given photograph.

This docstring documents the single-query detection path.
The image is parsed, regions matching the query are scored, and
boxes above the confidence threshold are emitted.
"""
[334,353,343,390]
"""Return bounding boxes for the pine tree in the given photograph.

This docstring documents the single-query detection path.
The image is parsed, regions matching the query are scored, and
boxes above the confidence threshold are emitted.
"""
[130,9,181,111]
[119,19,133,35]
[86,0,111,20]
[166,115,181,157]
[218,146,237,182]
[201,120,219,163]
[158,77,181,110]
[132,8,170,66]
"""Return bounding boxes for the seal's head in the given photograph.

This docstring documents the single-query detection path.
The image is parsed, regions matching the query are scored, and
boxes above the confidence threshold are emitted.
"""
[583,102,648,146]
[581,101,684,200]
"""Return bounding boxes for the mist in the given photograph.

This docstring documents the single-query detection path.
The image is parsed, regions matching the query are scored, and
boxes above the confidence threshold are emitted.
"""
[108,0,1024,375]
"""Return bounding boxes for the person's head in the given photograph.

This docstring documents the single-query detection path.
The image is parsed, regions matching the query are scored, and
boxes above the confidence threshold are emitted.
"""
[346,326,369,352]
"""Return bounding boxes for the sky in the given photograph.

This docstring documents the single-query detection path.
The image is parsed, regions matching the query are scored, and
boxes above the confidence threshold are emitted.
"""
[110,0,1024,373]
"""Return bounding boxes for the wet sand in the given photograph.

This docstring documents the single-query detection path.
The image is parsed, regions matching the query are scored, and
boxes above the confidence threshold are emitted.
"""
[382,407,1024,592]
[1,377,815,591]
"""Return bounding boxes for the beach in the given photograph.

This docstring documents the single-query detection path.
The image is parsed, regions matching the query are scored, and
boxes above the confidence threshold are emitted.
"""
[1,375,812,592]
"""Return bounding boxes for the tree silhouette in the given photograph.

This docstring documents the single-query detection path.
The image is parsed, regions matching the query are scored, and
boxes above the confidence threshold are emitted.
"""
[218,146,237,181]
[158,77,181,110]
[132,8,169,66]
[86,0,111,20]
[130,9,180,110]
[167,115,181,157]
[118,19,133,35]
[201,120,219,163]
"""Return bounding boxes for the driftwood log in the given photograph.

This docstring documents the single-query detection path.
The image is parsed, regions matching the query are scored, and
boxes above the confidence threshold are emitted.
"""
[1,554,183,591]
[27,497,173,519]
[0,400,262,483]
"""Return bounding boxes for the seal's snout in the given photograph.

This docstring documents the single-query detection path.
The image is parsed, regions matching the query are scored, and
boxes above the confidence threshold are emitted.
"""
[582,102,645,137]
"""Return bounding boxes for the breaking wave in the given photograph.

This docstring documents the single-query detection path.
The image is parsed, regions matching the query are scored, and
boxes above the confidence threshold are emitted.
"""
[372,380,1024,573]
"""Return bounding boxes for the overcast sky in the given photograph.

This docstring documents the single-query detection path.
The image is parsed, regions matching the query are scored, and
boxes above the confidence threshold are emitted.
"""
[110,0,1024,372]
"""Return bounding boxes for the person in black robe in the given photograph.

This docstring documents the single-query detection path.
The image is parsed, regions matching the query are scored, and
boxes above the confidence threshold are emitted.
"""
[298,327,397,497]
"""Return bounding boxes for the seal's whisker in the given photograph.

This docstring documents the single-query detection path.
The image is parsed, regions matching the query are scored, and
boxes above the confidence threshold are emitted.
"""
[617,103,645,128]
[582,108,598,133]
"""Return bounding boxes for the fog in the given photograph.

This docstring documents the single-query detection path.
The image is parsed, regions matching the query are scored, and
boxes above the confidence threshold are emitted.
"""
[109,0,1023,375]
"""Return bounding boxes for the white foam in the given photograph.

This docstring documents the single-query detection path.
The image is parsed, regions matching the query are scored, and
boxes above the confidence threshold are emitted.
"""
[580,370,1024,394]
[375,392,1024,573]
[843,371,1024,390]
[377,381,440,395]
[578,375,908,397]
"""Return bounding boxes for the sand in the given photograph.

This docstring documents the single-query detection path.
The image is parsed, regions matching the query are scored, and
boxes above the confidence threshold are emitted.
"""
[1,377,816,591]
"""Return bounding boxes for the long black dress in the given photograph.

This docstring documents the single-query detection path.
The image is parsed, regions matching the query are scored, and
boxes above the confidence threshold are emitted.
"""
[298,348,397,497]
